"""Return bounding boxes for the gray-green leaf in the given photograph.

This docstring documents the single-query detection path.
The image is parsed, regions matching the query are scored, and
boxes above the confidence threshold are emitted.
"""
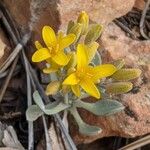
[33,90,45,111]
[70,107,102,136]
[79,122,102,136]
[74,99,124,116]
[26,105,43,121]
[85,24,103,44]
[44,102,70,115]
[92,51,102,65]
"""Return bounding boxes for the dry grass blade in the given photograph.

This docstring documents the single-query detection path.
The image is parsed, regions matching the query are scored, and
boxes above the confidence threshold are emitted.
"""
[0,56,18,103]
[0,43,22,74]
[119,135,150,150]
[42,116,52,150]
[140,0,150,40]
[24,52,34,150]
[114,19,138,40]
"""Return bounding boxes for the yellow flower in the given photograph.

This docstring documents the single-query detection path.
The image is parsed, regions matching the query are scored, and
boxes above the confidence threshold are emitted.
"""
[32,26,76,67]
[33,40,60,73]
[63,42,117,99]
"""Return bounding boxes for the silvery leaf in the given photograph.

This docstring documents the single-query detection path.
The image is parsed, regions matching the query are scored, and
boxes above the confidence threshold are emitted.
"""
[92,51,102,65]
[33,91,45,111]
[70,107,102,136]
[26,105,43,121]
[44,102,70,115]
[74,99,124,116]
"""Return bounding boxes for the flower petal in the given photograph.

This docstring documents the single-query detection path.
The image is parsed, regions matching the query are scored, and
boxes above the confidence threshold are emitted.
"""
[88,64,117,82]
[63,73,79,85]
[77,44,88,69]
[32,48,51,62]
[57,31,64,43]
[59,34,76,50]
[80,78,100,99]
[42,26,56,47]
[43,67,58,74]
[86,42,99,63]
[71,85,81,97]
[52,52,71,66]
[35,41,43,50]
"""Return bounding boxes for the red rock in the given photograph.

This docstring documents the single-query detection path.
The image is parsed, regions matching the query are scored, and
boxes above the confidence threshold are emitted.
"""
[58,0,135,28]
[3,0,136,34]
[70,23,150,144]
[0,27,11,66]
[134,0,145,10]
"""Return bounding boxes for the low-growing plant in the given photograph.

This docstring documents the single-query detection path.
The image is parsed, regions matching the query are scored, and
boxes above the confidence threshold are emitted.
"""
[26,11,141,136]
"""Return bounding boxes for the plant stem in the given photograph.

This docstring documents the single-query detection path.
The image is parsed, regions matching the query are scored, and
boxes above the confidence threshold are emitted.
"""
[64,93,69,105]
[69,107,83,125]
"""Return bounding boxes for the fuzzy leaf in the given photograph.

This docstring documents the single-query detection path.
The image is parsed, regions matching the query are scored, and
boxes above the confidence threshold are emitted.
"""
[26,105,43,121]
[67,20,75,34]
[44,100,60,109]
[112,69,141,81]
[85,24,103,44]
[68,23,82,43]
[33,90,45,111]
[74,99,124,116]
[113,59,125,70]
[44,102,70,115]
[70,107,102,136]
[92,51,102,65]
[79,122,102,136]
[106,82,133,94]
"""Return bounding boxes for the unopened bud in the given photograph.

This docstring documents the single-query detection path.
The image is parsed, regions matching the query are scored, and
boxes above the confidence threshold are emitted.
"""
[46,81,60,95]
[77,11,89,35]
[112,69,141,81]
[85,24,103,44]
[106,82,133,95]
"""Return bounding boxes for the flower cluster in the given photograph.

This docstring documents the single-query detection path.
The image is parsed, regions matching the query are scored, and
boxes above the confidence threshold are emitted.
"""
[32,11,117,99]
[26,11,141,136]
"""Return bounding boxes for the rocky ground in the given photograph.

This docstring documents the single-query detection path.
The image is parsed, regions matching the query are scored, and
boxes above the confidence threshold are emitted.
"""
[0,0,150,149]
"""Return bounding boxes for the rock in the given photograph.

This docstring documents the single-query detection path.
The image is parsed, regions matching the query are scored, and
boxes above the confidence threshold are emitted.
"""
[70,23,150,144]
[2,0,60,35]
[134,0,145,10]
[3,0,135,34]
[100,23,150,80]
[58,0,135,28]
[0,27,11,66]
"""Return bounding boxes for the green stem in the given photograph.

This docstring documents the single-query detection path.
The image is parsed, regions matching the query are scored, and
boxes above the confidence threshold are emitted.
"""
[74,100,92,110]
[69,107,84,125]
[64,93,69,105]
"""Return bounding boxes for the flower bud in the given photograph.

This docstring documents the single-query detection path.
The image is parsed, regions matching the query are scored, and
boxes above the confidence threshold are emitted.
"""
[68,23,82,43]
[85,24,103,44]
[35,41,43,49]
[67,20,75,34]
[106,82,133,95]
[77,11,89,35]
[113,59,125,70]
[46,81,60,95]
[112,69,141,81]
